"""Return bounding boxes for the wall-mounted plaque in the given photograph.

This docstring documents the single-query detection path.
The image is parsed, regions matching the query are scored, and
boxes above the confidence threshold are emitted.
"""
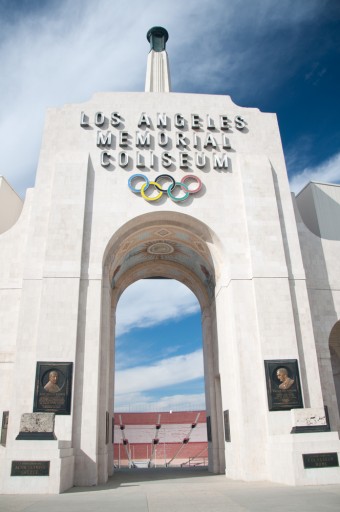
[303,453,339,469]
[264,359,303,411]
[206,416,212,442]
[224,410,231,442]
[106,412,109,445]
[11,461,50,476]
[33,362,73,415]
[1,411,9,446]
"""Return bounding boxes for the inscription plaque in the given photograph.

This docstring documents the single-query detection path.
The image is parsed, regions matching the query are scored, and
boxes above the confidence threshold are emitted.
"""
[33,362,73,415]
[11,461,50,476]
[264,359,303,411]
[303,453,339,469]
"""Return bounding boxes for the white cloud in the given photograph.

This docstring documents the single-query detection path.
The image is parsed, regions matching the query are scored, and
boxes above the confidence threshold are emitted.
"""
[289,152,340,194]
[0,0,329,196]
[116,279,200,336]
[115,349,204,395]
[114,392,205,412]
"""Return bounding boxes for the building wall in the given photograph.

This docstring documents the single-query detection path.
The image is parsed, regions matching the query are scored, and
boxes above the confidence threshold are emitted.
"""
[294,183,340,433]
[0,92,340,492]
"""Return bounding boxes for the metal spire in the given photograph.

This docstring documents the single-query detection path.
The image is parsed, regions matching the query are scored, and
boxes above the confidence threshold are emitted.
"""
[145,27,171,92]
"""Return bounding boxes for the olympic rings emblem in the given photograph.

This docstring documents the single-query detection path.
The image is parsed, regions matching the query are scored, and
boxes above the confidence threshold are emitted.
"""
[128,174,202,202]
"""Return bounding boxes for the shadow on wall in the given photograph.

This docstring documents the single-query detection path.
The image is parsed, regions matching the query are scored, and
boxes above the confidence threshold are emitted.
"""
[293,183,340,434]
[296,184,340,241]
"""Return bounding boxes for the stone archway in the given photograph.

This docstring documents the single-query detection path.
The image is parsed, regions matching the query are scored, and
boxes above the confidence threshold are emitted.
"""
[99,212,225,482]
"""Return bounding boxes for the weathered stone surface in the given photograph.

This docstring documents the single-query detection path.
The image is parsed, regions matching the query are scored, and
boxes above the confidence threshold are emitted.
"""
[292,408,327,427]
[19,413,55,433]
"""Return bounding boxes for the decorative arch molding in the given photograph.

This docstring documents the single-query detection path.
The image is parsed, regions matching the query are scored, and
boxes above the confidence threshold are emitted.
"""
[102,211,225,310]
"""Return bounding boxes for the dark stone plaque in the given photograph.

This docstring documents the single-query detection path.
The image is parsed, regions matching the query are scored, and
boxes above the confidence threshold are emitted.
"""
[206,416,212,442]
[33,362,73,415]
[264,359,303,411]
[106,412,109,445]
[11,460,50,476]
[1,411,9,446]
[224,410,231,442]
[303,453,339,469]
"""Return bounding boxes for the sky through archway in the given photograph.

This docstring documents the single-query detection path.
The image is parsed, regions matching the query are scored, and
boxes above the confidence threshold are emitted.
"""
[114,279,205,412]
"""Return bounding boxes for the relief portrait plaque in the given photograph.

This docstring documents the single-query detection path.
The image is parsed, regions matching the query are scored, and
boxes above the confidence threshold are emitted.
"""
[33,362,73,415]
[264,359,303,411]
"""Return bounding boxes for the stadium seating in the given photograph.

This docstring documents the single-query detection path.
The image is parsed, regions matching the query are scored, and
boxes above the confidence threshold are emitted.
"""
[113,411,208,467]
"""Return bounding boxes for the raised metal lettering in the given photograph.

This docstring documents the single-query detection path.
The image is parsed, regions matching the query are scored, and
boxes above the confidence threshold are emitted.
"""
[174,114,184,128]
[235,115,246,130]
[136,152,145,168]
[138,113,151,127]
[220,115,230,130]
[195,153,206,168]
[136,131,151,147]
[111,112,121,127]
[80,112,89,127]
[207,115,215,129]
[204,133,217,148]
[176,132,187,148]
[161,152,172,168]
[101,151,111,167]
[119,131,129,147]
[158,132,169,147]
[119,152,129,167]
[97,131,112,147]
[213,154,228,168]
[95,112,105,126]
[157,113,168,128]
[191,114,200,129]
[179,152,189,168]
[222,134,231,149]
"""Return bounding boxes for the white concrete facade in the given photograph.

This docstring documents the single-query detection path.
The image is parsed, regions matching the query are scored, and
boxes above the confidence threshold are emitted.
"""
[0,31,340,493]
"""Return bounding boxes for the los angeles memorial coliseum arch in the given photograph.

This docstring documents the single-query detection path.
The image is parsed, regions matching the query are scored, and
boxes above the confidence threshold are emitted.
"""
[0,27,340,493]
[102,211,225,477]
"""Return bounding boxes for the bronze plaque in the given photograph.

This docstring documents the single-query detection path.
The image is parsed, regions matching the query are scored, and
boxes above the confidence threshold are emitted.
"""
[11,461,50,476]
[303,453,339,469]
[33,362,73,415]
[264,359,303,411]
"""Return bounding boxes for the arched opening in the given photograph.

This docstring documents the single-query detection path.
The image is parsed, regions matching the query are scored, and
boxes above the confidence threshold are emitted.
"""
[113,278,206,468]
[329,320,340,433]
[99,212,225,481]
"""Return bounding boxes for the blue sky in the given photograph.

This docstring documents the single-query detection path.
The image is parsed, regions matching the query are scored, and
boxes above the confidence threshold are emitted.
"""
[0,0,339,411]
[114,279,204,411]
